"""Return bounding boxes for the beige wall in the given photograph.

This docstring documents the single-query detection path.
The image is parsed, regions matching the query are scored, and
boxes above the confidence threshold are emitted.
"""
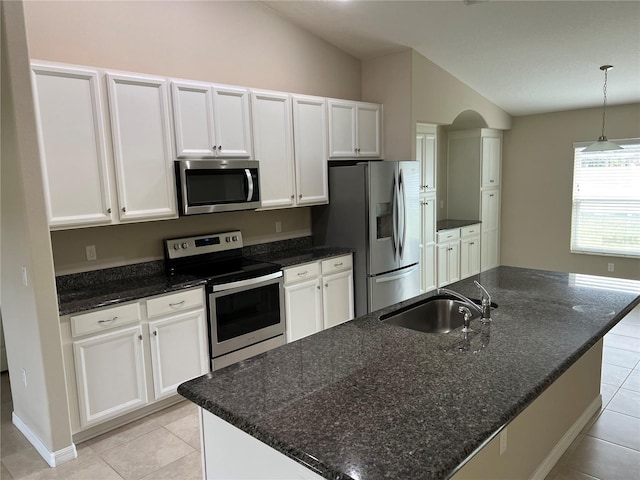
[1,0,72,454]
[502,103,640,280]
[52,208,311,275]
[362,49,511,161]
[22,0,362,274]
[361,50,414,160]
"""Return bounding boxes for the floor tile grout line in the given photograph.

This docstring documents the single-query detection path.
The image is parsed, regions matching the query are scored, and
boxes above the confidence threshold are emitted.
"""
[583,432,640,453]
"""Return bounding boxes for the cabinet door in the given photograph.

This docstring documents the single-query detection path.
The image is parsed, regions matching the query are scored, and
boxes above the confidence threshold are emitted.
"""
[437,244,449,288]
[328,100,356,158]
[171,80,217,158]
[284,278,323,343]
[32,63,113,228]
[212,85,252,158]
[448,242,461,284]
[148,310,209,400]
[107,73,177,221]
[481,228,500,272]
[481,189,500,231]
[420,196,437,245]
[73,326,147,428]
[252,91,295,209]
[417,132,436,192]
[322,269,354,329]
[293,95,329,206]
[482,136,501,188]
[460,237,480,280]
[356,103,382,158]
[421,243,436,293]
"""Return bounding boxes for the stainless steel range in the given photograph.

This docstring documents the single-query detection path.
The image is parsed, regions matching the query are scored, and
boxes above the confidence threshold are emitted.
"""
[164,231,285,370]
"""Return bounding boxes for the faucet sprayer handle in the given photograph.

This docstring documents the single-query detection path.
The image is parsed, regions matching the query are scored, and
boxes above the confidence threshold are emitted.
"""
[459,306,473,332]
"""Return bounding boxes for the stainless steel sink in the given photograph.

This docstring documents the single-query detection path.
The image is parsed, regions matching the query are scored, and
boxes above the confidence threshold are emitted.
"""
[381,296,484,333]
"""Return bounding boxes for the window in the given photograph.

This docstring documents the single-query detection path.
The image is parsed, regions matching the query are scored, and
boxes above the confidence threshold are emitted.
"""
[570,139,640,258]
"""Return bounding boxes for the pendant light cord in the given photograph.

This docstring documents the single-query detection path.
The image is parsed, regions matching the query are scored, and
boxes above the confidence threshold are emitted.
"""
[601,68,608,139]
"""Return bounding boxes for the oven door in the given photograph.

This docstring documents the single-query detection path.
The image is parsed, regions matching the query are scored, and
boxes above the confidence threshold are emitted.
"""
[176,160,261,215]
[208,271,284,358]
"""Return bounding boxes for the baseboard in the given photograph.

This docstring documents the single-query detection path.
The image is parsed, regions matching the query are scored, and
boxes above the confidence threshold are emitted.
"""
[529,394,602,480]
[12,412,77,467]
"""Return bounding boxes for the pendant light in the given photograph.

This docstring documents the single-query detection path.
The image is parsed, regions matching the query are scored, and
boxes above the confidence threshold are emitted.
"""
[583,65,623,152]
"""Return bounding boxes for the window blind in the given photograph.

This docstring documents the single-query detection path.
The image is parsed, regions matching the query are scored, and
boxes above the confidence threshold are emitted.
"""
[570,139,640,258]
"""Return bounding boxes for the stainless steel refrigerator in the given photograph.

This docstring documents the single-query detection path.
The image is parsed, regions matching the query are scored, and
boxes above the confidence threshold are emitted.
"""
[313,160,421,317]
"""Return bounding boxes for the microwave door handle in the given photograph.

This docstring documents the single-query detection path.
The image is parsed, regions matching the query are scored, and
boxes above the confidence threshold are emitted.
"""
[245,169,254,201]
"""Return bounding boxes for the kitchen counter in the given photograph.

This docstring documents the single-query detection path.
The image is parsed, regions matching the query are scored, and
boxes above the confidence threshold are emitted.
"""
[178,266,640,480]
[56,243,353,316]
[436,219,481,231]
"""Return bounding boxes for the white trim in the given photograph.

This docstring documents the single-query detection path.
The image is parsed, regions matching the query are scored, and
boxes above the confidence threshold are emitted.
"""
[529,394,602,480]
[12,412,77,467]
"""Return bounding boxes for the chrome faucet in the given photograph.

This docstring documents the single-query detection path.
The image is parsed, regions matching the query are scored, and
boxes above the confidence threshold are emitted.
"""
[437,280,493,325]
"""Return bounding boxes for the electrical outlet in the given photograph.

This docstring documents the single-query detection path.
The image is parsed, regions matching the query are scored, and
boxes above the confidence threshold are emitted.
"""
[499,429,507,455]
[608,263,614,272]
[275,221,282,233]
[86,245,97,261]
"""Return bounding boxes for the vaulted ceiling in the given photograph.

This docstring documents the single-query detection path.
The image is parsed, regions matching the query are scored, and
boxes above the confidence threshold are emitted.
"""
[263,1,640,116]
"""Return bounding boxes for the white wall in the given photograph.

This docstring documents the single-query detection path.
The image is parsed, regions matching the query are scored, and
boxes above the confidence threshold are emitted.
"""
[1,0,73,454]
[502,103,640,280]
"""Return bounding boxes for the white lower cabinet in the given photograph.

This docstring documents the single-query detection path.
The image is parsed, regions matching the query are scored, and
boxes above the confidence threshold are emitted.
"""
[437,229,461,288]
[420,194,437,293]
[148,310,209,401]
[284,254,354,343]
[73,326,147,428]
[65,287,208,432]
[460,224,481,280]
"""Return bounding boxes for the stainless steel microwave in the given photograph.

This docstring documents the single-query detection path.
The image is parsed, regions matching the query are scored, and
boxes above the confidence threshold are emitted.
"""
[175,160,261,215]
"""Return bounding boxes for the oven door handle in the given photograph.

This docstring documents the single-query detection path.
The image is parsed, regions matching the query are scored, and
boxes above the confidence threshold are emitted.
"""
[211,271,282,293]
[245,169,254,202]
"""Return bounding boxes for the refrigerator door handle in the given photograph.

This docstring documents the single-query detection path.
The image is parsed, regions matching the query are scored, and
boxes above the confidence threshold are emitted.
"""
[391,170,398,261]
[374,266,418,283]
[398,168,407,259]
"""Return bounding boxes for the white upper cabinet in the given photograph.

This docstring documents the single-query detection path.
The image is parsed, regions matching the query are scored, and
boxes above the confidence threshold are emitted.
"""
[251,90,295,209]
[482,135,501,188]
[417,129,437,193]
[292,95,328,206]
[328,100,381,159]
[31,63,113,229]
[106,73,177,222]
[171,80,252,159]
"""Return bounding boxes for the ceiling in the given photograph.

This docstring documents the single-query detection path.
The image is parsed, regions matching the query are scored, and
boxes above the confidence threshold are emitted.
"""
[262,1,640,116]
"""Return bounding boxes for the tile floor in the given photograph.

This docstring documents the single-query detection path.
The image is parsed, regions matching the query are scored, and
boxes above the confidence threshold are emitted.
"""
[1,304,639,480]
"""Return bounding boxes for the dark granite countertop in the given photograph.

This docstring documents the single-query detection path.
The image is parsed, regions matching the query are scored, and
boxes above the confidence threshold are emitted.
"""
[249,246,354,268]
[178,266,640,480]
[56,242,353,316]
[437,219,481,231]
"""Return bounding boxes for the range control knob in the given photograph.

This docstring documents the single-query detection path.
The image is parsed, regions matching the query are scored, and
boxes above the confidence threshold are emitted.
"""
[226,236,231,242]
[181,242,188,249]
[173,244,180,251]
[232,235,238,241]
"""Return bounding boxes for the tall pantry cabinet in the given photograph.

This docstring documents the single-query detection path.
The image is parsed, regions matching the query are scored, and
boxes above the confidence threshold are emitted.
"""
[416,124,438,293]
[447,128,502,272]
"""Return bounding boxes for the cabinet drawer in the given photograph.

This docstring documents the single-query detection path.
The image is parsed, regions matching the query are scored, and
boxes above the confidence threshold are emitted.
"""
[437,229,460,243]
[461,225,481,238]
[283,262,320,285]
[146,288,204,318]
[71,302,141,338]
[321,255,352,276]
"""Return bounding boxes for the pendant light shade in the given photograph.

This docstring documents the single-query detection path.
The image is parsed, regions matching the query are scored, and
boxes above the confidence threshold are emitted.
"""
[584,65,622,152]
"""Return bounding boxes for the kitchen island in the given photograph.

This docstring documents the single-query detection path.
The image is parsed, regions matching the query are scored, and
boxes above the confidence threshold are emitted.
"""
[178,266,640,479]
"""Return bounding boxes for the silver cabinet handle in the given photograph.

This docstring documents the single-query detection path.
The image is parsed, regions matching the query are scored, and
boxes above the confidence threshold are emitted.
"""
[138,334,143,341]
[98,316,118,324]
[489,194,495,197]
[122,207,126,213]
[153,330,158,336]
[107,208,112,214]
[317,285,321,290]
[297,271,308,276]
[169,300,185,307]
[325,283,328,288]
[334,262,343,267]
